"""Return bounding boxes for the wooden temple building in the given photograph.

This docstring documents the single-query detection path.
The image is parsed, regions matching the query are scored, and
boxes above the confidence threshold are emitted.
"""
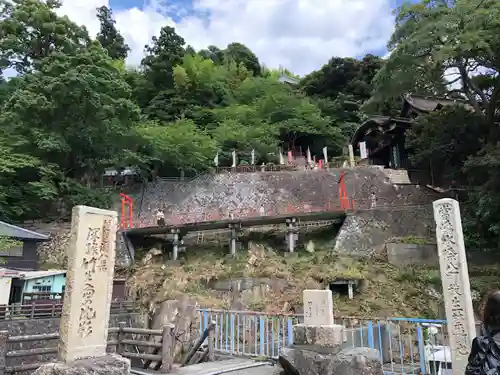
[351,94,469,169]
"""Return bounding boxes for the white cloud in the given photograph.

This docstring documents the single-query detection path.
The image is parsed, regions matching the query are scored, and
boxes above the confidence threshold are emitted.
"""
[57,0,395,76]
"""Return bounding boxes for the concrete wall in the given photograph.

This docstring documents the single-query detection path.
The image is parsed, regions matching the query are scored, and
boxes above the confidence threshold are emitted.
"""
[137,168,444,256]
[139,168,443,224]
[334,206,435,255]
[387,243,438,267]
[386,243,500,268]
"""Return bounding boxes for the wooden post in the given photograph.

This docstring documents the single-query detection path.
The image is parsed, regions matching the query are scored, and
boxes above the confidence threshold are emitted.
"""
[117,322,126,355]
[160,324,175,373]
[0,330,8,375]
[207,323,215,362]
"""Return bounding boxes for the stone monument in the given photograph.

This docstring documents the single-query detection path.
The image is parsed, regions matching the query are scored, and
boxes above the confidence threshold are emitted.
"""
[279,289,383,375]
[33,206,130,375]
[433,198,476,375]
[294,289,341,347]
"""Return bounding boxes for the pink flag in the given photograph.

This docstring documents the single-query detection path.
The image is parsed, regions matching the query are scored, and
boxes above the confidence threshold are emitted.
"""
[288,151,293,163]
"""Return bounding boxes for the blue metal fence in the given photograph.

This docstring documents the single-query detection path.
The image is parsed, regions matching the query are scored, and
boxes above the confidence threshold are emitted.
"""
[198,309,451,375]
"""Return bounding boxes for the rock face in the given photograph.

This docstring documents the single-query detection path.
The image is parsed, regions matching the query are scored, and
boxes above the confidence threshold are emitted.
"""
[32,354,130,375]
[21,222,133,268]
[279,346,382,375]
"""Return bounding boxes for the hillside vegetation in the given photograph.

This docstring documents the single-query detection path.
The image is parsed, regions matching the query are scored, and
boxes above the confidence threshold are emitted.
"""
[125,241,500,318]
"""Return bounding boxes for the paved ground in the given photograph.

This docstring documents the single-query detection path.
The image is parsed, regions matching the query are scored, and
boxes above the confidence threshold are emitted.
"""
[131,357,420,375]
[132,359,277,375]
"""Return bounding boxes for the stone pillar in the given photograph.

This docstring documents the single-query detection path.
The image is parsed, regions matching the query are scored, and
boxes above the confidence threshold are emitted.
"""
[228,223,240,256]
[433,198,475,375]
[59,206,118,362]
[348,282,354,300]
[348,144,355,167]
[285,218,297,253]
[171,228,181,260]
[294,289,343,347]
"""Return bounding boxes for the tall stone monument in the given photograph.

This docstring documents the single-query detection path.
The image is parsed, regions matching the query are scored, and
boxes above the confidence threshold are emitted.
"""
[33,206,130,375]
[433,198,476,375]
[59,206,119,361]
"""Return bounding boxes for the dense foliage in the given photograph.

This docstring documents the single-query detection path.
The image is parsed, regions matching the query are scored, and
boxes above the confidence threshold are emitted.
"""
[368,0,500,249]
[2,0,500,251]
[0,0,374,222]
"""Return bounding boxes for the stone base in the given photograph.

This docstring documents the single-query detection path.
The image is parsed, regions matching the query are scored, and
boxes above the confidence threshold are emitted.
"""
[294,324,344,347]
[279,346,382,375]
[32,354,130,375]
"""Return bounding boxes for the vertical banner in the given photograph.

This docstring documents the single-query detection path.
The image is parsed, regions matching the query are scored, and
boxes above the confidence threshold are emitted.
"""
[359,141,368,159]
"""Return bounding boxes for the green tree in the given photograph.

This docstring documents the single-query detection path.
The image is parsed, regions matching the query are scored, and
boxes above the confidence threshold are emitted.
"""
[0,42,139,217]
[136,119,217,174]
[141,26,185,107]
[301,55,383,137]
[198,45,224,65]
[96,6,130,60]
[406,106,484,186]
[0,0,90,74]
[224,42,261,76]
[369,0,500,140]
[367,0,500,249]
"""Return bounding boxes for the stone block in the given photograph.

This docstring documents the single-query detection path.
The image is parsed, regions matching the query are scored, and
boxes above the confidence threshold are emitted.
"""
[294,324,344,347]
[303,289,334,326]
[32,354,130,375]
[279,346,382,375]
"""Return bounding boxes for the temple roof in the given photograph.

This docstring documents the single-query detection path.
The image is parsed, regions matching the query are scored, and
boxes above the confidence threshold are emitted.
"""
[352,94,472,147]
[401,94,472,116]
[0,220,49,241]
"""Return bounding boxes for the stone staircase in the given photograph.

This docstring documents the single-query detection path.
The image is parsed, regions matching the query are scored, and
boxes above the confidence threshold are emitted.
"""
[382,169,411,184]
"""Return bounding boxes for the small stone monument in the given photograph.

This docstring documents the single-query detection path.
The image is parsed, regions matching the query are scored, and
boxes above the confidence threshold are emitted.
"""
[33,206,130,375]
[293,289,343,347]
[433,198,476,375]
[279,289,383,375]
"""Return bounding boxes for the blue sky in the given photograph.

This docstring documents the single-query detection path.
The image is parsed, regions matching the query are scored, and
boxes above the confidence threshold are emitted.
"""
[59,0,413,75]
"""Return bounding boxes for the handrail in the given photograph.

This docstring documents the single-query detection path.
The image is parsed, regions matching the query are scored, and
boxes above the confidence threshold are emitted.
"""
[0,321,201,374]
[0,300,137,320]
[131,198,433,228]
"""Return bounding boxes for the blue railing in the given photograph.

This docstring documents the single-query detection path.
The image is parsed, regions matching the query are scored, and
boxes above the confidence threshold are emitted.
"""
[198,309,451,375]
